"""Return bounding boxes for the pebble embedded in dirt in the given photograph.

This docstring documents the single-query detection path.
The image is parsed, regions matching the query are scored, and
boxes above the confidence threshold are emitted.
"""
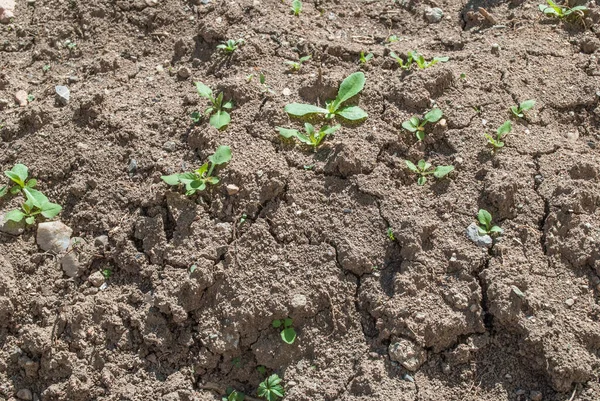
[282,88,291,96]
[94,235,109,249]
[163,141,176,152]
[145,0,159,6]
[0,0,15,23]
[88,271,105,287]
[61,253,80,277]
[14,90,28,107]
[530,390,543,401]
[466,222,492,248]
[388,339,427,371]
[55,85,70,105]
[16,389,33,401]
[36,221,72,253]
[290,294,307,309]
[424,7,443,23]
[177,67,191,79]
[226,184,239,195]
[491,43,500,55]
[564,131,579,141]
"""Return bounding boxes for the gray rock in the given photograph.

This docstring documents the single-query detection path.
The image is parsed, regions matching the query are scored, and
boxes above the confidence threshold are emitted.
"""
[291,294,307,309]
[128,159,137,175]
[162,141,176,152]
[226,184,239,195]
[88,271,105,287]
[177,67,191,79]
[61,253,79,277]
[16,388,33,401]
[491,43,500,55]
[55,85,70,105]
[36,221,72,253]
[0,212,25,235]
[466,222,492,248]
[389,339,427,371]
[94,235,109,249]
[424,7,444,23]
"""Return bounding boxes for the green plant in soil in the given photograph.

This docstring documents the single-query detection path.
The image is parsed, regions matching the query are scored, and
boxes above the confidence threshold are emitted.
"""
[389,51,413,70]
[538,0,587,21]
[359,51,373,64]
[101,269,112,279]
[386,227,395,241]
[284,72,367,121]
[3,188,62,226]
[402,108,443,141]
[277,123,340,150]
[291,0,302,16]
[222,387,245,401]
[161,145,232,196]
[284,55,311,71]
[477,209,502,236]
[257,374,284,401]
[405,160,454,186]
[217,39,244,54]
[272,317,297,344]
[510,99,535,118]
[484,121,512,151]
[191,82,233,130]
[0,164,38,199]
[411,51,449,69]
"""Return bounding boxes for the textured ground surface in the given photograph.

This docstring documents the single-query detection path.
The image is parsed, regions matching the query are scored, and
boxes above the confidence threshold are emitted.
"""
[1,0,600,400]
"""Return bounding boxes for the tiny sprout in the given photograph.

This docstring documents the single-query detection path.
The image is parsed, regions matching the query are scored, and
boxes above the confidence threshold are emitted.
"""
[386,34,399,43]
[3,188,62,226]
[161,145,232,196]
[386,227,395,241]
[390,51,413,70]
[277,123,340,150]
[477,209,502,236]
[272,318,297,344]
[411,51,449,69]
[222,388,245,401]
[510,99,535,118]
[402,108,443,141]
[192,82,233,129]
[42,65,51,73]
[239,213,247,225]
[257,374,285,401]
[101,269,112,279]
[0,164,37,199]
[291,0,302,16]
[359,51,373,64]
[66,41,77,50]
[539,0,587,21]
[484,121,512,151]
[217,39,244,54]
[284,55,311,71]
[256,365,267,376]
[460,72,466,79]
[405,160,454,186]
[27,94,35,103]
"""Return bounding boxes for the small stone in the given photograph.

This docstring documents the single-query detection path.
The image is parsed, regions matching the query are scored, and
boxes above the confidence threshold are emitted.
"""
[226,184,239,195]
[511,285,525,298]
[388,339,427,371]
[145,0,159,5]
[128,159,137,175]
[565,298,575,307]
[0,0,15,24]
[156,65,164,72]
[282,88,291,97]
[0,212,25,235]
[192,58,202,67]
[438,118,447,128]
[466,222,492,248]
[177,66,191,79]
[403,374,414,382]
[16,389,33,401]
[67,76,79,84]
[424,7,444,23]
[61,253,80,277]
[290,294,307,309]
[491,43,500,55]
[36,221,72,253]
[162,141,176,152]
[88,271,105,287]
[530,391,543,401]
[55,85,70,105]
[94,235,109,249]
[15,90,28,107]
[327,12,336,20]
[0,98,9,109]
[564,131,579,141]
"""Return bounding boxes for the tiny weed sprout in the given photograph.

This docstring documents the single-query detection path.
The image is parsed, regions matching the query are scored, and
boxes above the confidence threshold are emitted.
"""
[285,55,311,71]
[477,209,502,236]
[4,188,62,226]
[101,269,112,279]
[277,123,340,150]
[161,145,232,196]
[217,39,244,54]
[257,374,284,401]
[258,73,276,95]
[256,366,267,376]
[0,164,37,198]
[510,99,535,118]
[411,51,449,69]
[272,318,297,344]
[405,160,454,186]
[291,0,302,16]
[222,388,245,401]
[386,34,399,43]
[386,227,395,241]
[27,94,35,103]
[42,64,51,73]
[193,82,233,130]
[539,0,587,21]
[284,72,367,121]
[402,108,443,141]
[390,51,413,70]
[484,121,512,151]
[359,51,373,64]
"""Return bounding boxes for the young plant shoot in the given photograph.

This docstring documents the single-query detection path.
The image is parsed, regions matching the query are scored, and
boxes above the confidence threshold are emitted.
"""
[390,51,413,70]
[257,374,285,401]
[222,388,245,401]
[192,82,233,130]
[4,188,62,226]
[272,318,297,344]
[284,72,367,121]
[412,51,449,69]
[510,99,535,118]
[359,51,373,64]
[485,121,512,151]
[277,123,340,150]
[539,0,587,21]
[0,164,37,198]
[477,209,502,236]
[161,146,232,196]
[217,39,244,54]
[405,160,454,185]
[284,55,311,71]
[291,0,302,16]
[402,108,443,141]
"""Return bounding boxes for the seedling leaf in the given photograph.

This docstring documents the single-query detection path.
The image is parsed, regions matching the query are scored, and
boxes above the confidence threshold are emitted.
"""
[405,160,418,172]
[195,82,213,98]
[284,103,329,116]
[520,99,535,111]
[209,110,231,130]
[336,105,368,120]
[281,328,296,344]
[477,209,492,228]
[209,146,232,165]
[41,202,62,218]
[333,72,365,109]
[433,165,454,178]
[497,121,512,136]
[424,108,443,123]
[4,210,25,223]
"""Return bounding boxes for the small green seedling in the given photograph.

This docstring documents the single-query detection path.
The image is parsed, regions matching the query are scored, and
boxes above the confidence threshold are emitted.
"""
[259,73,275,95]
[272,318,296,344]
[405,160,454,186]
[0,164,37,198]
[101,269,112,279]
[284,72,367,121]
[27,94,35,103]
[42,65,51,73]
[390,51,413,70]
[360,51,373,64]
[477,209,502,236]
[217,39,244,54]
[256,366,267,376]
[484,121,512,151]
[161,145,232,195]
[284,55,311,71]
[539,0,587,21]
[386,227,395,241]
[277,123,340,150]
[386,34,399,43]
[4,188,62,226]
[411,51,449,69]
[291,0,302,16]
[192,82,233,130]
[510,99,535,118]
[402,108,443,141]
[257,374,284,401]
[222,388,245,401]
[66,41,77,50]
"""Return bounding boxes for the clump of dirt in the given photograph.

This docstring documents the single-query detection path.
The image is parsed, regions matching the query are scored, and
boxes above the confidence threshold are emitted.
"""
[1,0,600,400]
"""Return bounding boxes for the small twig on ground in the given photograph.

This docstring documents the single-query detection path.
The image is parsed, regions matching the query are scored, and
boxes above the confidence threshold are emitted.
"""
[325,290,338,337]
[568,384,578,401]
